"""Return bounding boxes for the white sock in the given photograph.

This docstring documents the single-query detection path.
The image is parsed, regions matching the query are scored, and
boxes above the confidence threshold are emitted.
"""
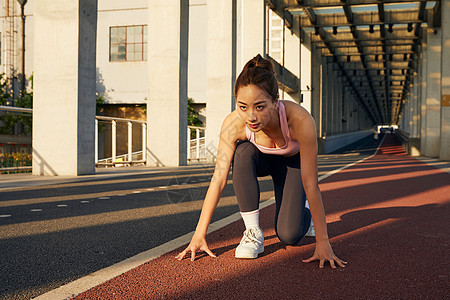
[305,199,310,209]
[240,209,259,229]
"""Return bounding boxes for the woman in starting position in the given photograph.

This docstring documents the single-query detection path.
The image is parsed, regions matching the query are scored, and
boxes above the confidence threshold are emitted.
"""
[176,55,346,268]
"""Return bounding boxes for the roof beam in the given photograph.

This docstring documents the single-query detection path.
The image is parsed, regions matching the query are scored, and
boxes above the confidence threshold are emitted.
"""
[290,0,429,9]
[300,10,428,28]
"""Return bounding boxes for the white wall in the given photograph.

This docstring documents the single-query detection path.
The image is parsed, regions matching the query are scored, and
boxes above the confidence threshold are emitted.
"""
[96,0,148,104]
[188,0,207,103]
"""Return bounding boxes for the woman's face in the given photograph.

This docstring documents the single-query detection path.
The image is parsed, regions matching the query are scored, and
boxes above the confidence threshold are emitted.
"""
[236,84,277,132]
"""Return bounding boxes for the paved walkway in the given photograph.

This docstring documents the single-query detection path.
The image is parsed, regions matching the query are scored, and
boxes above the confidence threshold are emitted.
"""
[32,135,450,299]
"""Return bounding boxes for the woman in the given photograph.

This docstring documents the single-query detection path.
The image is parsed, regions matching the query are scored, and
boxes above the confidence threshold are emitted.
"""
[176,55,346,268]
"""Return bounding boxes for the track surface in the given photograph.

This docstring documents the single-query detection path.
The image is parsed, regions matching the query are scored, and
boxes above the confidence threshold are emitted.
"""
[1,135,380,300]
[73,135,450,299]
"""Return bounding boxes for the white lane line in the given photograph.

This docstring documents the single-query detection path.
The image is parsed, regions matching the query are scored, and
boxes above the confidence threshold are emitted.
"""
[158,186,168,189]
[35,153,376,300]
[99,197,110,200]
[33,198,274,300]
[81,201,90,204]
[146,188,154,191]
[132,191,142,194]
[0,215,11,218]
[30,209,42,212]
[57,205,68,207]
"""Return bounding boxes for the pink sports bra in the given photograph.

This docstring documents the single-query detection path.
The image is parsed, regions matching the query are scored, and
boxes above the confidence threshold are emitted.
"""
[245,101,300,156]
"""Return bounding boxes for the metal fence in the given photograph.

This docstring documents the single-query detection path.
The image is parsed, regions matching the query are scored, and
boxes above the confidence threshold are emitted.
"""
[1,106,207,172]
[95,116,146,167]
[187,126,206,162]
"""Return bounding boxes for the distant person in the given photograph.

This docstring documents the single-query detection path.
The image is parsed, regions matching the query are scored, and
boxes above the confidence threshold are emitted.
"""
[373,128,379,144]
[176,55,346,269]
[390,127,394,134]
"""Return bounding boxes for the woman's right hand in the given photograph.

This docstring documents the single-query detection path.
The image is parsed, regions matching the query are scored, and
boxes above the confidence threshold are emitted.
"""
[175,233,216,261]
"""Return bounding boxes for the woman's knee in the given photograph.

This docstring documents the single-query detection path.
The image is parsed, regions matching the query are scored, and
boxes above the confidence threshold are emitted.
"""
[233,141,258,163]
[276,228,303,246]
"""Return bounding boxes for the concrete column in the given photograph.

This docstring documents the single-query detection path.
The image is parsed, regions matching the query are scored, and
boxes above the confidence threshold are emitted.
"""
[322,57,329,136]
[205,0,237,162]
[420,33,428,154]
[311,43,322,137]
[284,21,300,103]
[326,60,334,134]
[147,0,189,166]
[337,69,342,133]
[412,73,420,138]
[300,43,312,113]
[236,0,265,72]
[440,0,450,160]
[424,28,442,157]
[32,0,97,176]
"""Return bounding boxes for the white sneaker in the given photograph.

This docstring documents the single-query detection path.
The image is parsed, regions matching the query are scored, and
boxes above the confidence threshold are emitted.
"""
[305,220,315,237]
[235,226,264,259]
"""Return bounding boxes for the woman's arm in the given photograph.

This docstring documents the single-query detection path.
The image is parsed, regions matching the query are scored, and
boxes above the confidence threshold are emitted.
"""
[176,112,244,261]
[287,102,347,268]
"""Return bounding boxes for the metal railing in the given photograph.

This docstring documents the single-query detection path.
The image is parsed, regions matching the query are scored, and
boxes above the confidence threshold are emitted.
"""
[0,106,33,173]
[1,106,207,170]
[187,126,206,162]
[95,116,146,167]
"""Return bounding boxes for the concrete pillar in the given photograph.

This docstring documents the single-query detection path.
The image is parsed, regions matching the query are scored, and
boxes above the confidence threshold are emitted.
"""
[322,57,329,136]
[337,69,342,133]
[412,73,420,138]
[32,0,97,176]
[300,43,312,113]
[284,21,300,103]
[420,33,428,154]
[424,28,442,157]
[236,0,265,72]
[205,0,237,162]
[311,43,323,137]
[329,66,335,134]
[326,60,334,134]
[440,0,450,160]
[147,0,189,166]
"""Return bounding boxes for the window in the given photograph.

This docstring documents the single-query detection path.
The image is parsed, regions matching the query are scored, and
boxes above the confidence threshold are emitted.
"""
[110,25,147,62]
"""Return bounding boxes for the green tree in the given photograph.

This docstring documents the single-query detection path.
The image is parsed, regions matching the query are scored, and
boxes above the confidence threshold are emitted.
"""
[0,73,33,135]
[188,97,203,127]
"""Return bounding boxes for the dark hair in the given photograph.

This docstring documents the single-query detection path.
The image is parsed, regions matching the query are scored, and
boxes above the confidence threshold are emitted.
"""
[234,54,278,102]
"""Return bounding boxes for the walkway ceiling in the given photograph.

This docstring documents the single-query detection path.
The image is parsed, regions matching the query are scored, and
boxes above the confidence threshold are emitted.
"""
[274,0,441,125]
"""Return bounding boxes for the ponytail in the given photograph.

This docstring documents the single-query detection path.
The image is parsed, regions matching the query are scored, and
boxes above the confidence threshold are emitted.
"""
[235,54,279,102]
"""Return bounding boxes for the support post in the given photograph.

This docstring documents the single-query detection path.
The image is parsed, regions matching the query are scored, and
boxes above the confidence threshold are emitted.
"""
[147,0,189,166]
[112,120,116,163]
[32,0,97,175]
[95,119,98,163]
[128,121,132,162]
[440,0,450,160]
[205,0,237,162]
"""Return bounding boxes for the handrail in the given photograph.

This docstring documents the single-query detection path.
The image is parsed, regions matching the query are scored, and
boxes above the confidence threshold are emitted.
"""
[1,106,208,167]
[0,106,148,169]
[96,115,146,124]
[0,105,32,113]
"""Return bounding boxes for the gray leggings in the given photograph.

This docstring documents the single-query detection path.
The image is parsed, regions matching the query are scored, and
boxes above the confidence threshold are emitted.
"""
[232,141,312,245]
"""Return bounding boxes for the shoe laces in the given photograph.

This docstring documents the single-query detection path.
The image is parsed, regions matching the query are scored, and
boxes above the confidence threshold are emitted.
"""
[242,228,261,244]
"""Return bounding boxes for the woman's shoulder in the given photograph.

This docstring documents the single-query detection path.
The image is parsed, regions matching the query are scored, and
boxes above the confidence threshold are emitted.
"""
[281,100,311,121]
[281,100,316,138]
[220,110,247,141]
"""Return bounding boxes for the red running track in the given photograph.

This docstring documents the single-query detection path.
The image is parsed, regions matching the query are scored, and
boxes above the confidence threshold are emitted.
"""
[75,135,450,299]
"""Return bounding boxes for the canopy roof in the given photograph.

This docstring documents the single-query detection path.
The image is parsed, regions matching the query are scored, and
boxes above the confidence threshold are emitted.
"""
[272,0,441,124]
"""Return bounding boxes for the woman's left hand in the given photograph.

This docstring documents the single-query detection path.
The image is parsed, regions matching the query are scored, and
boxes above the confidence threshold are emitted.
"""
[302,240,347,269]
